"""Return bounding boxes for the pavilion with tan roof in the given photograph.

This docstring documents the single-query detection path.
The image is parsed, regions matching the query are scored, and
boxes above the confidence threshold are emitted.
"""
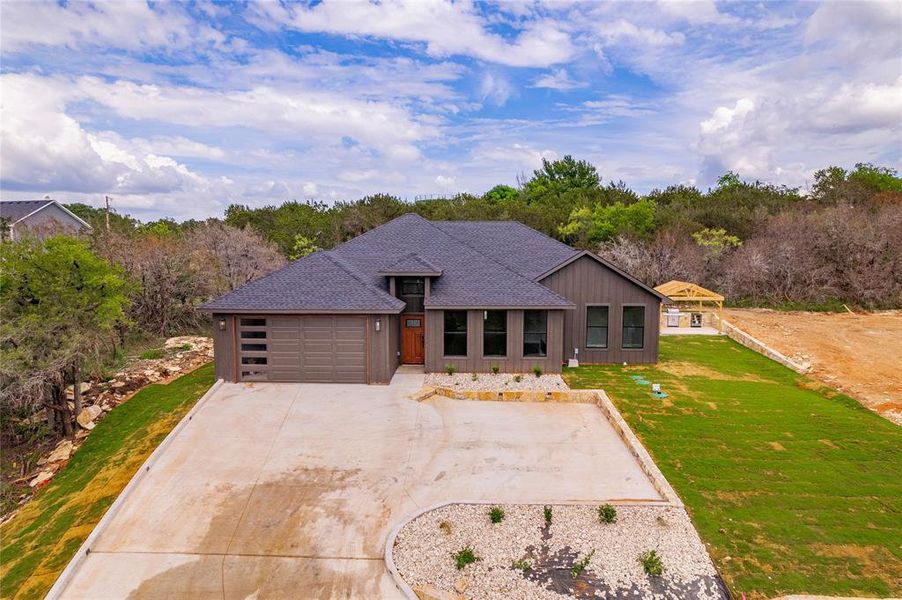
[653,280,725,333]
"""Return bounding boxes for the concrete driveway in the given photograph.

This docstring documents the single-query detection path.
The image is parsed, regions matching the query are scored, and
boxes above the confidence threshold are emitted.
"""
[58,372,661,599]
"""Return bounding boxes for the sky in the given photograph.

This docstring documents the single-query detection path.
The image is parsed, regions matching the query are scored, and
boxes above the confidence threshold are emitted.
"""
[1,0,900,222]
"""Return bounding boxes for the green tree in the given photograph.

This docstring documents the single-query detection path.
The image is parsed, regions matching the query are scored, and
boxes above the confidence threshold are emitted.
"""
[524,155,600,197]
[289,235,319,260]
[691,227,742,259]
[482,184,519,203]
[559,199,656,246]
[0,236,134,436]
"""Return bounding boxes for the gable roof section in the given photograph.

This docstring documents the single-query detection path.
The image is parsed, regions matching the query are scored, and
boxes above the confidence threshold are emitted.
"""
[200,250,405,313]
[377,253,442,276]
[654,280,724,303]
[0,200,92,229]
[331,214,573,309]
[432,220,578,279]
[538,250,671,303]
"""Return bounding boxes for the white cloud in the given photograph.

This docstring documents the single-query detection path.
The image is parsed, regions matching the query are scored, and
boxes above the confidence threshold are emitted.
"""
[582,95,657,118]
[657,0,740,26]
[479,73,515,106]
[532,69,588,91]
[302,182,319,197]
[0,0,223,53]
[596,19,685,46]
[261,0,575,68]
[435,175,456,190]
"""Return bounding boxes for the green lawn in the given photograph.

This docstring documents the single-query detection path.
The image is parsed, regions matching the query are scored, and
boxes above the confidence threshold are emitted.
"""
[564,336,902,599]
[0,363,215,600]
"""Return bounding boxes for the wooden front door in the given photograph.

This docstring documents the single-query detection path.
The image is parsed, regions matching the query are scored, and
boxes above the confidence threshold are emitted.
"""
[401,315,425,364]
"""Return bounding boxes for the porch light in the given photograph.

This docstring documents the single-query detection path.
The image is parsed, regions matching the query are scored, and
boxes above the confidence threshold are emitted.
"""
[218,318,227,331]
[375,318,381,332]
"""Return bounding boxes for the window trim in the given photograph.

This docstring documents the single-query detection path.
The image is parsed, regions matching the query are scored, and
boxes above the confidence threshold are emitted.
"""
[523,309,548,358]
[621,304,646,350]
[585,303,610,349]
[482,310,508,358]
[442,310,468,358]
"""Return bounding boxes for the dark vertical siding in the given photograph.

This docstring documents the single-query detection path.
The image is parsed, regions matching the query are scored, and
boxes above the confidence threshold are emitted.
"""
[424,309,564,373]
[211,313,237,381]
[540,255,660,364]
[367,314,396,384]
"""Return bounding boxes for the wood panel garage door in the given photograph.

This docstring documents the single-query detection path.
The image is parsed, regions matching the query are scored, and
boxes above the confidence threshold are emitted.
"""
[239,315,367,383]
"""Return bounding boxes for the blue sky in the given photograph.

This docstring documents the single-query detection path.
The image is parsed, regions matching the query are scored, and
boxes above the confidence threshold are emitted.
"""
[1,0,900,221]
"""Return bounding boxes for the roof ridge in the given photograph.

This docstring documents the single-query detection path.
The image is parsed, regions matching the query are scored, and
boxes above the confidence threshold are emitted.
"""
[427,219,574,307]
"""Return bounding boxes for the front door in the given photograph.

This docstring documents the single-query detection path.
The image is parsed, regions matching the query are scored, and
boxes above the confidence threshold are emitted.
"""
[401,315,425,364]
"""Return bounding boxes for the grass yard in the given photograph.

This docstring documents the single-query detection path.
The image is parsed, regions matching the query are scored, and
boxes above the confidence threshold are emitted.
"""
[0,363,215,600]
[564,336,902,599]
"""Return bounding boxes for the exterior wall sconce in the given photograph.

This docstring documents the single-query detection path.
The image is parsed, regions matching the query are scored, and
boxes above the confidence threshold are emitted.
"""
[218,318,227,331]
[374,318,381,332]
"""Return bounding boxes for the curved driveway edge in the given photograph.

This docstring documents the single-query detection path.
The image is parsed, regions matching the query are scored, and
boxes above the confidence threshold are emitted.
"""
[45,379,225,600]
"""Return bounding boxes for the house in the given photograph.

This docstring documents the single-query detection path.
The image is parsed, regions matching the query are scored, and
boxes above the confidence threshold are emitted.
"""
[201,214,668,384]
[0,199,92,241]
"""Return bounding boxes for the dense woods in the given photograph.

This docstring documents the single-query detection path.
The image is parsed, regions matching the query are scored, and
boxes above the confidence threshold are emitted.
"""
[2,157,900,444]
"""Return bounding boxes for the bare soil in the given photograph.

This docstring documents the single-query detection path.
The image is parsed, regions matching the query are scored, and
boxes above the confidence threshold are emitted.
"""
[724,309,902,425]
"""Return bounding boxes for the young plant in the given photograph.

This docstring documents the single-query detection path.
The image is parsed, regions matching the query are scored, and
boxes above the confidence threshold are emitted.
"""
[454,546,479,570]
[639,550,664,576]
[471,373,479,381]
[511,558,532,572]
[598,504,617,524]
[533,366,543,377]
[491,364,500,374]
[488,505,505,523]
[445,364,456,375]
[543,505,553,525]
[514,374,522,383]
[439,520,453,535]
[570,549,595,577]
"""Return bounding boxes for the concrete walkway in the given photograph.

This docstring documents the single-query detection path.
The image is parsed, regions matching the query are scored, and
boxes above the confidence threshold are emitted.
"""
[57,371,661,599]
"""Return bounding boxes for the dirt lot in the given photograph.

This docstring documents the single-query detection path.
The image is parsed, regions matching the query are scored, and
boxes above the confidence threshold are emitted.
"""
[724,309,902,425]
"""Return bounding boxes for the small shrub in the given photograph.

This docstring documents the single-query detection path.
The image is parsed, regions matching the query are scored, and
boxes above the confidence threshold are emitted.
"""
[639,550,664,576]
[439,520,453,535]
[598,504,617,524]
[544,505,553,525]
[571,549,595,577]
[489,505,505,523]
[140,348,165,360]
[514,374,522,383]
[177,343,193,351]
[446,364,456,375]
[511,558,532,572]
[533,366,543,377]
[454,546,479,570]
[471,373,479,381]
[491,364,500,374]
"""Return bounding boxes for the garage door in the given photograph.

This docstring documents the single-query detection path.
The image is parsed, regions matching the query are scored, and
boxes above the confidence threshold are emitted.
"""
[238,315,367,383]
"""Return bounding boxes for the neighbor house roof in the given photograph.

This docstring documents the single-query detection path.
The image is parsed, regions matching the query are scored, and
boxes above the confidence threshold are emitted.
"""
[0,199,92,229]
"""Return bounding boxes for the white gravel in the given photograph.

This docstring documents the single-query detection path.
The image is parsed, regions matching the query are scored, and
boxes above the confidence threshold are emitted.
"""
[392,503,727,600]
[424,372,569,392]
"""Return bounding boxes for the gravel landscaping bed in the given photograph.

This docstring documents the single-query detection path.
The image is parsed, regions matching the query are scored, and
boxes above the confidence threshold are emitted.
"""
[424,372,569,392]
[392,503,727,600]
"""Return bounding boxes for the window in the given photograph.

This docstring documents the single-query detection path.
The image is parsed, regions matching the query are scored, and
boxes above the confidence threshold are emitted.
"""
[240,330,266,339]
[405,318,421,327]
[586,306,609,348]
[443,311,468,356]
[241,356,267,365]
[240,343,267,352]
[398,277,425,313]
[523,310,547,357]
[240,318,266,327]
[622,306,645,349]
[483,310,507,357]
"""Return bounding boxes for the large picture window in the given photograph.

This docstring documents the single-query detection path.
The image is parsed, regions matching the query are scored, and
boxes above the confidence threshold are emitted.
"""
[443,310,468,356]
[586,306,609,348]
[483,310,507,357]
[622,306,645,349]
[523,310,547,357]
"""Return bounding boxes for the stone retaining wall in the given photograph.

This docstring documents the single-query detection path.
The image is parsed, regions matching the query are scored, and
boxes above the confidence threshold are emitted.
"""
[717,318,810,374]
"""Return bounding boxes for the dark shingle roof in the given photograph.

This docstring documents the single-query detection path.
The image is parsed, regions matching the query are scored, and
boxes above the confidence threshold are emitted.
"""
[0,200,54,222]
[202,213,583,313]
[378,253,442,275]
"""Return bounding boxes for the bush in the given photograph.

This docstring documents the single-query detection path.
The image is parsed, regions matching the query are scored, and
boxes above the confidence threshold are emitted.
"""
[571,549,595,577]
[639,550,664,576]
[489,505,505,523]
[446,364,456,375]
[598,504,617,524]
[471,373,479,381]
[511,558,532,572]
[514,374,522,383]
[491,364,500,374]
[544,505,553,525]
[533,366,543,377]
[454,546,479,570]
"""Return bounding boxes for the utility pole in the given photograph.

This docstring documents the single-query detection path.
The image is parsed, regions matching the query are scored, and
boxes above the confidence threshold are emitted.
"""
[104,195,111,232]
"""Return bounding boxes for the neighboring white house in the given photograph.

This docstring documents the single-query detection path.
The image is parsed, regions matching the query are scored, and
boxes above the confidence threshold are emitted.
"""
[0,199,92,240]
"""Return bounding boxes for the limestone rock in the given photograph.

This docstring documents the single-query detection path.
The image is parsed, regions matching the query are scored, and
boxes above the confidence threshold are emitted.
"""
[76,405,103,429]
[29,470,54,487]
[47,440,73,463]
